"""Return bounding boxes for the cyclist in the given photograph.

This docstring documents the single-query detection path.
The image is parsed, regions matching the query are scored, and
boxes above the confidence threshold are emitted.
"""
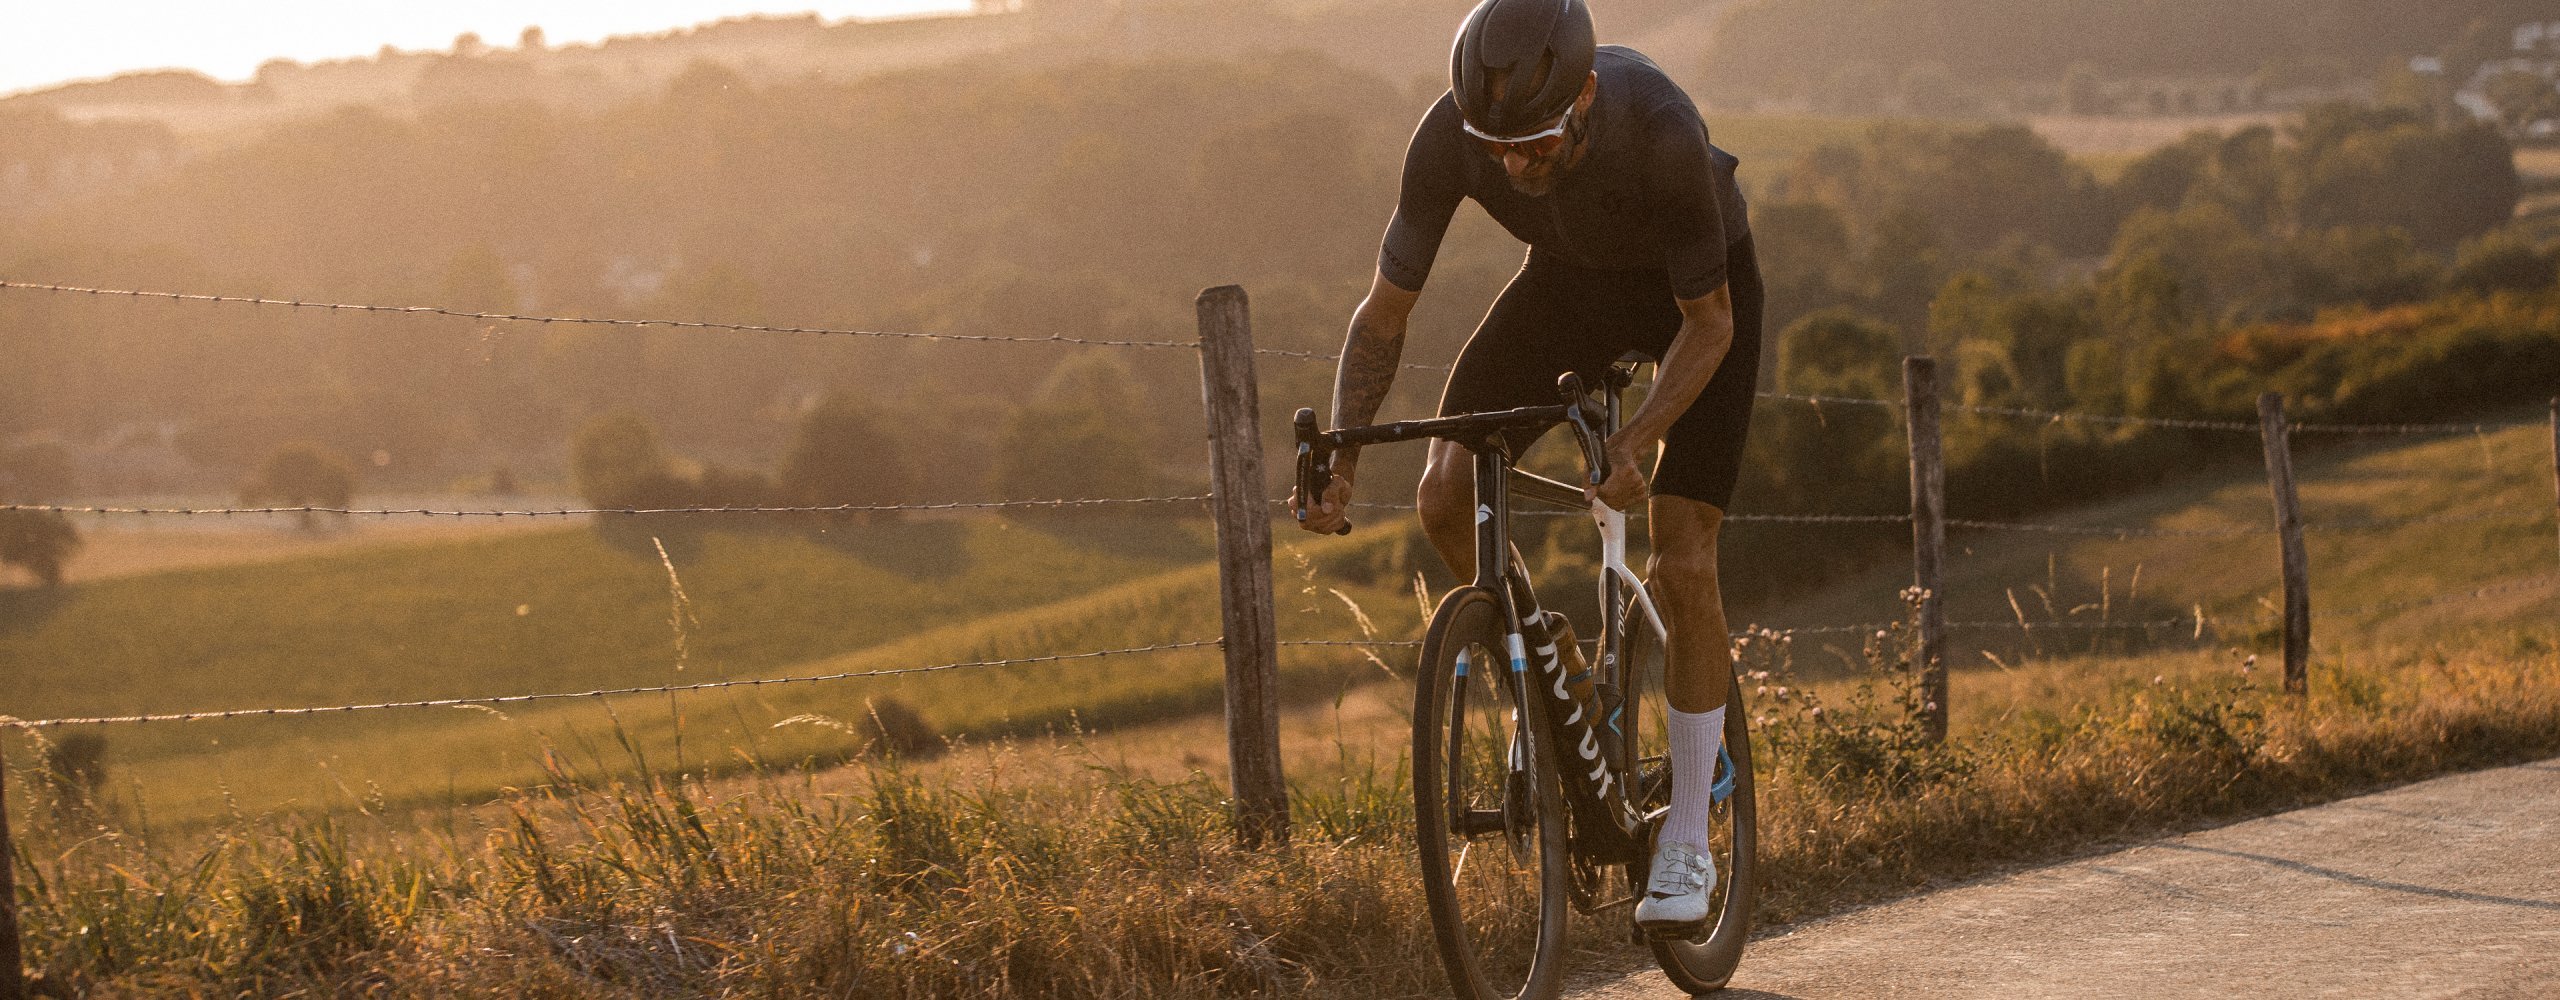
[1293,0,1760,936]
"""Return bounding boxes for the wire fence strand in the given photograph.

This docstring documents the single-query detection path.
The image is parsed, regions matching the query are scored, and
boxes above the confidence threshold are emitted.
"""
[0,279,1199,350]
[1951,617,2199,631]
[1949,401,2539,436]
[23,570,2557,729]
[13,276,2559,739]
[2,640,1225,729]
[1950,402,2261,432]
[2,496,1214,518]
[1250,346,1450,372]
[1307,500,1907,525]
[2291,418,2543,435]
[1949,507,2550,539]
[1948,518,2270,539]
[9,278,2543,438]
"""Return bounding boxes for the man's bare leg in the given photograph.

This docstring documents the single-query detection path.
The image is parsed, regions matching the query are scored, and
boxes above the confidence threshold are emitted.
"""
[1416,438,1481,580]
[1634,491,1734,928]
[1646,494,1733,713]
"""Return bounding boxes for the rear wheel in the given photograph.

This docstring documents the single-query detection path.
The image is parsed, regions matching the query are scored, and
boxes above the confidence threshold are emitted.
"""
[1415,586,1570,1000]
[1615,587,1757,993]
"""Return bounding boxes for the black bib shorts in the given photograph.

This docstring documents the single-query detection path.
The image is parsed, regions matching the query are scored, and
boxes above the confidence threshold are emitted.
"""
[1435,235,1763,510]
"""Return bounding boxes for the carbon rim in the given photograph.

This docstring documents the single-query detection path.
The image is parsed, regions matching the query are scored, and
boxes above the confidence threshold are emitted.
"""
[1616,590,1756,991]
[1415,588,1569,1000]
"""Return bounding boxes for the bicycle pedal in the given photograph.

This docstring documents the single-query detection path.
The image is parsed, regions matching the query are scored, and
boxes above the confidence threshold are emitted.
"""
[1638,918,1709,943]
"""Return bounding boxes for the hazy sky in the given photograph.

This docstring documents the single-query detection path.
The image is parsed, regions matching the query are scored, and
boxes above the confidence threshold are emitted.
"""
[3,1,974,98]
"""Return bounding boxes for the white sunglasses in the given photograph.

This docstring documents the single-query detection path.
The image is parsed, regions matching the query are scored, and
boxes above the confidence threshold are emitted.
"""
[1461,103,1576,152]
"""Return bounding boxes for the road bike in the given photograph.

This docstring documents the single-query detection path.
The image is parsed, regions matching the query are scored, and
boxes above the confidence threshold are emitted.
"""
[1292,363,1757,999]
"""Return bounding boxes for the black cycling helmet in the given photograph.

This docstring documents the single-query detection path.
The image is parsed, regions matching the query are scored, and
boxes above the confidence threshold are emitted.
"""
[1450,0,1596,140]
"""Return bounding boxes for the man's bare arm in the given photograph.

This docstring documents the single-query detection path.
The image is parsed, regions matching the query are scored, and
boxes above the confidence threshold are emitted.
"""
[1592,283,1734,510]
[1327,270,1423,483]
[1294,271,1420,533]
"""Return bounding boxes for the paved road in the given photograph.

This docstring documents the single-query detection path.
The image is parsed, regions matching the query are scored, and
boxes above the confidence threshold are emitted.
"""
[1575,757,2560,999]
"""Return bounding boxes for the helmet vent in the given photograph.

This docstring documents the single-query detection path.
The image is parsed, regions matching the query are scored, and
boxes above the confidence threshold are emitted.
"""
[1514,52,1556,109]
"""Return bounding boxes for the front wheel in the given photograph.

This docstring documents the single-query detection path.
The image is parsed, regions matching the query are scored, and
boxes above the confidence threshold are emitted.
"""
[1415,586,1570,1000]
[1616,590,1758,993]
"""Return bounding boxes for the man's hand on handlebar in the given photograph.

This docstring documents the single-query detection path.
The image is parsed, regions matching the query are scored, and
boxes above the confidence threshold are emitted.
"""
[1294,470,1355,534]
[1589,433,1647,511]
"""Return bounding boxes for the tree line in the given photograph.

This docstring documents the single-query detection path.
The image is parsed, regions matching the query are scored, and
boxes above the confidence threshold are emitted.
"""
[1701,0,2551,109]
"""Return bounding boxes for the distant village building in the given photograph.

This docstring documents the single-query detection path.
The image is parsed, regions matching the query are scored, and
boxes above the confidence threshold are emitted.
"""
[2514,21,2560,55]
[2450,20,2560,134]
[0,121,179,218]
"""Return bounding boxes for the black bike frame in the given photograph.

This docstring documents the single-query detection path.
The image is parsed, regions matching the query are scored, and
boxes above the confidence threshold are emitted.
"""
[1293,371,1650,863]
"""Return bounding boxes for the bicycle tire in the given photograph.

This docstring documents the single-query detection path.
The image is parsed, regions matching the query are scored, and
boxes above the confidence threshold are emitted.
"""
[1415,586,1571,1000]
[1614,589,1757,994]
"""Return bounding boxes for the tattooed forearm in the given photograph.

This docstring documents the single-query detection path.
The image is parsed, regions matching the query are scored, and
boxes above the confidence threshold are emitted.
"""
[1328,318,1403,476]
[1333,318,1404,426]
[1329,273,1422,480]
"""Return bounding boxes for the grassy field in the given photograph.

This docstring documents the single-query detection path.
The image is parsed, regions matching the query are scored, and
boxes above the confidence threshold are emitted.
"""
[0,514,1428,824]
[10,401,2553,827]
[11,414,2560,996]
[14,606,2555,998]
[1755,404,2560,669]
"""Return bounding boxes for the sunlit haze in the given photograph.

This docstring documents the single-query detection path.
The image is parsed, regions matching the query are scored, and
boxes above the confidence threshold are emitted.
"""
[2,1,974,97]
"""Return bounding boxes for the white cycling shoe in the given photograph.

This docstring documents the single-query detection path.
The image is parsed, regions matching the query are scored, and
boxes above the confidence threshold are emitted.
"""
[1633,839,1716,933]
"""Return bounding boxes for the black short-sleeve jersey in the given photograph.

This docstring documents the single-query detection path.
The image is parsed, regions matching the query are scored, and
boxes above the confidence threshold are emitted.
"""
[1377,46,1748,301]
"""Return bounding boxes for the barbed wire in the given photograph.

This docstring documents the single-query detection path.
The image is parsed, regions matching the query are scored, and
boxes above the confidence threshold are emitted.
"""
[26,572,2553,729]
[1765,622,1900,637]
[1950,617,2198,631]
[1736,513,1912,525]
[0,279,1197,350]
[1,640,1224,729]
[1950,401,2539,436]
[11,279,2541,439]
[1948,518,2270,539]
[2292,418,2542,435]
[1759,392,1900,410]
[1251,346,1449,372]
[23,499,2533,539]
[1,496,1213,518]
[1948,507,2549,539]
[1305,499,1905,526]
[1950,402,2261,433]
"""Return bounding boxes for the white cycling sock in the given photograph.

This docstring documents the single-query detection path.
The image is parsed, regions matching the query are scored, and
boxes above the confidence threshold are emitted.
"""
[1659,704,1726,850]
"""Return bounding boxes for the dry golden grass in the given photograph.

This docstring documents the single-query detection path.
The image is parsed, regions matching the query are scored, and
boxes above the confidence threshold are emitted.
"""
[16,611,2558,998]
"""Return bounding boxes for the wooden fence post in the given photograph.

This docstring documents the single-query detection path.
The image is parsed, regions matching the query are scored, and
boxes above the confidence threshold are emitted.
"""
[1196,285,1290,848]
[2548,398,2557,569]
[1902,356,1949,743]
[0,739,26,1000]
[2258,392,2310,696]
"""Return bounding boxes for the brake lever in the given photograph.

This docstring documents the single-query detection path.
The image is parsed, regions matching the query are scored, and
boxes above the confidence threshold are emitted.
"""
[1555,373,1609,489]
[1292,408,1352,535]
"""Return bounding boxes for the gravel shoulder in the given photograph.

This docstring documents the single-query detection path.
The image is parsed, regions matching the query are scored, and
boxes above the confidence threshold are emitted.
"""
[1576,757,2560,999]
